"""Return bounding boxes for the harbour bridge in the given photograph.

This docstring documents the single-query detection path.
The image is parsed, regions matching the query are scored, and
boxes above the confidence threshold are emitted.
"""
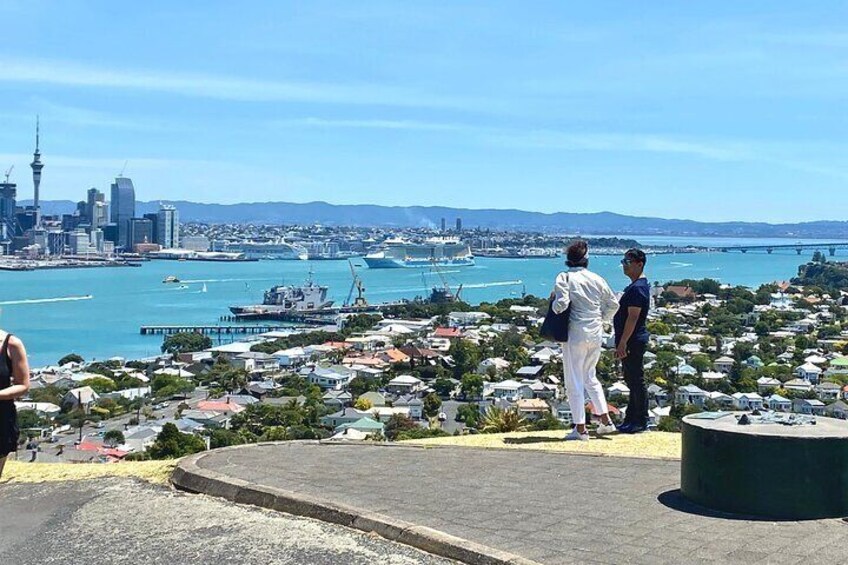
[714,242,848,255]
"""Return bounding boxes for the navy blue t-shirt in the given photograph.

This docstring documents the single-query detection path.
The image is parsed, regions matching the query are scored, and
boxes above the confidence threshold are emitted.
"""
[614,277,650,345]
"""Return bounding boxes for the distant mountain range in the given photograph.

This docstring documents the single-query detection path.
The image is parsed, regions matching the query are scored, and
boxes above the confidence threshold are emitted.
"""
[20,199,848,238]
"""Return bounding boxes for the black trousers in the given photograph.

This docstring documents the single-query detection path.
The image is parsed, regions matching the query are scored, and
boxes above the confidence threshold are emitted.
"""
[622,341,648,427]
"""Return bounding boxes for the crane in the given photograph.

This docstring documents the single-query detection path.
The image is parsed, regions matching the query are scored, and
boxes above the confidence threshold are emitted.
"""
[344,260,367,307]
[118,160,128,178]
[429,259,462,303]
[3,165,12,184]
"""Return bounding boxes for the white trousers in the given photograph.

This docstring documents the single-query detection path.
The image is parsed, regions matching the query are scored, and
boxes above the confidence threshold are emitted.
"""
[561,340,609,426]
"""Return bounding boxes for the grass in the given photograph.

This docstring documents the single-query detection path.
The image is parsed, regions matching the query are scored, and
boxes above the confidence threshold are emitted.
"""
[402,429,682,459]
[3,459,178,485]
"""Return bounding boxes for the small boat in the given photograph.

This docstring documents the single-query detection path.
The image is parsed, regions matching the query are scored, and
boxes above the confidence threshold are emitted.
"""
[201,283,208,293]
[177,284,189,290]
[163,275,180,284]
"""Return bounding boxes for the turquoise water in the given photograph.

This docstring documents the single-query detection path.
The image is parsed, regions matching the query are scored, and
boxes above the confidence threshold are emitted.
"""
[0,244,835,366]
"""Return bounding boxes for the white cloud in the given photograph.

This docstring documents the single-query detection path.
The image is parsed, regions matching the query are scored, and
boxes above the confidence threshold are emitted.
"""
[273,117,464,132]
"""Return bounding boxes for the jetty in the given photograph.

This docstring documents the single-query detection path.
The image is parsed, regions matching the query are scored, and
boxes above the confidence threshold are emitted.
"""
[139,324,312,336]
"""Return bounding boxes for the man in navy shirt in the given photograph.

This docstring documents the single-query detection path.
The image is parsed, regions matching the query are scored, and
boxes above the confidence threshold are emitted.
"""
[613,248,650,433]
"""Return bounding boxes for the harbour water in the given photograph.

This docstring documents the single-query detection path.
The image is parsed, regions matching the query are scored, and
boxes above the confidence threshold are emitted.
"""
[0,240,839,366]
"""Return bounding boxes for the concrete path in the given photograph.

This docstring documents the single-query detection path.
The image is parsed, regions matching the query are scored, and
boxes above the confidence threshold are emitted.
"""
[174,442,848,565]
[0,477,456,565]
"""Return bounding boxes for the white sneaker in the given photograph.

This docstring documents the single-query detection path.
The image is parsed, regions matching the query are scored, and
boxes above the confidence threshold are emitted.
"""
[564,429,589,441]
[596,423,617,436]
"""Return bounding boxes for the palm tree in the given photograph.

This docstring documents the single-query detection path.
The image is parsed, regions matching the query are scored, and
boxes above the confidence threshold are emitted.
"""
[480,406,530,433]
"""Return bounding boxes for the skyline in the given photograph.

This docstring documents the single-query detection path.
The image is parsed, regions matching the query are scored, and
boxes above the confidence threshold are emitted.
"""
[1,2,847,223]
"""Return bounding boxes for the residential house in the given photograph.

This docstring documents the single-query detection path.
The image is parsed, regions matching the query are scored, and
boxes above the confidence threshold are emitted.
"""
[323,390,353,410]
[713,356,735,374]
[182,410,231,428]
[732,392,764,411]
[196,400,246,415]
[706,391,734,409]
[448,311,491,326]
[233,351,278,372]
[825,400,848,420]
[274,347,309,367]
[477,357,511,375]
[219,394,260,406]
[647,384,669,407]
[756,377,782,395]
[394,396,424,420]
[334,417,384,436]
[307,366,355,390]
[491,379,527,401]
[530,347,559,365]
[701,371,727,384]
[386,375,423,396]
[515,398,551,421]
[792,398,826,416]
[607,381,630,399]
[358,391,387,407]
[515,365,544,379]
[795,363,823,383]
[815,381,842,401]
[766,394,792,412]
[62,386,100,413]
[783,378,814,393]
[676,384,707,407]
[744,356,764,369]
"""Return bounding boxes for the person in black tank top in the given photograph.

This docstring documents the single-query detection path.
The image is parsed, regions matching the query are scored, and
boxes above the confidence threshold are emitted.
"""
[0,332,31,478]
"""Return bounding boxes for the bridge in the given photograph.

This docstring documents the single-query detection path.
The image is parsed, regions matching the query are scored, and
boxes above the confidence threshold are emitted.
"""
[715,242,848,255]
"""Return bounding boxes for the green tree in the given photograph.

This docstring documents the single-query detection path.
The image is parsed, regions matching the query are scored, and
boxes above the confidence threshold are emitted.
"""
[161,332,213,355]
[103,430,125,447]
[79,376,116,394]
[460,373,484,400]
[433,377,455,398]
[449,339,481,379]
[208,428,246,449]
[17,409,46,430]
[455,403,480,428]
[147,423,206,459]
[58,353,84,366]
[29,386,63,406]
[690,354,711,373]
[353,397,373,411]
[384,414,420,441]
[151,373,195,399]
[423,393,443,419]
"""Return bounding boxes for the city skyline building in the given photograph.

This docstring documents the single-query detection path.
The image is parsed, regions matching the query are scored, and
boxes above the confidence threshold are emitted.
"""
[30,117,43,229]
[86,187,108,230]
[157,204,179,249]
[0,172,16,242]
[110,176,136,249]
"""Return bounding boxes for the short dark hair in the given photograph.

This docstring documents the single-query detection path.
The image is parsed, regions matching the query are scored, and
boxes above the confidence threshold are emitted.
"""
[566,240,588,268]
[624,248,647,265]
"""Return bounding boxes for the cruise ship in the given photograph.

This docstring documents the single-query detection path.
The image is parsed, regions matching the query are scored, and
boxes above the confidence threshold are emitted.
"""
[229,273,333,316]
[215,239,308,260]
[364,237,474,269]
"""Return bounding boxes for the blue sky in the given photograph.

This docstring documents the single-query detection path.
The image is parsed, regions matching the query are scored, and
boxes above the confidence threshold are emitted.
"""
[0,1,845,222]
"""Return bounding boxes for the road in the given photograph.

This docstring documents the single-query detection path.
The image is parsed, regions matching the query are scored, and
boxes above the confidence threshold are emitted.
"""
[0,478,457,565]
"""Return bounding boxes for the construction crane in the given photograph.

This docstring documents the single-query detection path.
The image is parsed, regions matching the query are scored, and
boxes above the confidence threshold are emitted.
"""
[344,260,367,307]
[429,259,462,303]
[3,165,12,184]
[118,160,128,178]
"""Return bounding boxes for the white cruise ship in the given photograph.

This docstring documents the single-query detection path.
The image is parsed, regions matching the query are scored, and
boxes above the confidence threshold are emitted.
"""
[217,239,308,260]
[364,237,474,269]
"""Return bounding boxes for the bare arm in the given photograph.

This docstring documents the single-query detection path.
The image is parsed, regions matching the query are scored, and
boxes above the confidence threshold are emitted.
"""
[0,336,30,401]
[551,273,571,314]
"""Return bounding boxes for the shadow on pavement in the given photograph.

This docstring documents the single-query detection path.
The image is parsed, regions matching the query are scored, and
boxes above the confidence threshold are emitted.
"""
[658,489,803,522]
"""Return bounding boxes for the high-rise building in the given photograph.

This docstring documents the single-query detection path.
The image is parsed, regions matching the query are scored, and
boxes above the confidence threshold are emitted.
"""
[143,213,159,243]
[0,174,16,242]
[127,217,153,250]
[30,117,44,228]
[455,217,462,232]
[440,218,446,232]
[86,188,108,229]
[110,177,136,248]
[157,204,179,249]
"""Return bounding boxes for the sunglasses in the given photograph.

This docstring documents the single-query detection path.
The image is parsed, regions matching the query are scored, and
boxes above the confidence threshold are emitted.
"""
[620,258,632,266]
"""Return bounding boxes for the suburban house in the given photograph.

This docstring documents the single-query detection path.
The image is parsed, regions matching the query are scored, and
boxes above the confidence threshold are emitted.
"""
[706,391,734,409]
[732,392,764,411]
[306,366,355,390]
[783,378,814,393]
[515,398,552,421]
[393,396,424,419]
[756,377,782,394]
[358,391,387,407]
[322,390,353,410]
[713,356,735,374]
[825,400,848,420]
[385,375,424,395]
[792,398,826,416]
[491,379,528,401]
[647,384,669,406]
[676,384,707,407]
[795,362,823,383]
[530,347,559,365]
[334,417,385,435]
[701,371,726,384]
[766,394,792,412]
[62,386,100,413]
[477,357,511,375]
[274,347,310,367]
[815,381,841,401]
[607,381,630,398]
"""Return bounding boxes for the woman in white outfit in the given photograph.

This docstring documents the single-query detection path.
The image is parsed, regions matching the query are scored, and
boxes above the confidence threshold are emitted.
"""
[552,240,619,440]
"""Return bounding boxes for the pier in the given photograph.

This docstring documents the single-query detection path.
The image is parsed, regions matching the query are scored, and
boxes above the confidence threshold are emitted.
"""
[716,242,848,255]
[140,324,302,336]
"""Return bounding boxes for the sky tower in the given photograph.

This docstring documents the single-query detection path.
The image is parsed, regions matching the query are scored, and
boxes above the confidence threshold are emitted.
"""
[30,116,44,227]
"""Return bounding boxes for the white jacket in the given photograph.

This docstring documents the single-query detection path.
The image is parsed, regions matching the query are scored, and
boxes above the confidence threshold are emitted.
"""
[552,267,619,344]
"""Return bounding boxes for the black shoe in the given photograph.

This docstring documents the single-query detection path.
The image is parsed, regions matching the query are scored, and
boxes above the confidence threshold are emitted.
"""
[621,424,647,434]
[617,422,635,433]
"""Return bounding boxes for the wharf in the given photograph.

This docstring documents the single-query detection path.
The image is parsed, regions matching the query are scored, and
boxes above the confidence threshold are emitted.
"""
[140,324,301,336]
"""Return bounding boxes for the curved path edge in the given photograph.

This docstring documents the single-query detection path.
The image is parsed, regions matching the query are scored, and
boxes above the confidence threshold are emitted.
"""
[172,443,541,565]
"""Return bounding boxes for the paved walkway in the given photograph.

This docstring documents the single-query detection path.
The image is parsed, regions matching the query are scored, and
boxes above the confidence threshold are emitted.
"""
[177,442,848,564]
[0,477,456,565]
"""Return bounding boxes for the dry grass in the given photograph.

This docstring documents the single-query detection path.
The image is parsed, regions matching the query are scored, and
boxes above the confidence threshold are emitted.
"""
[3,459,178,485]
[402,429,682,459]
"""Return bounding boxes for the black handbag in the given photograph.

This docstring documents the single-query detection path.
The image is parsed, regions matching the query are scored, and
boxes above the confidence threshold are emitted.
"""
[540,273,571,342]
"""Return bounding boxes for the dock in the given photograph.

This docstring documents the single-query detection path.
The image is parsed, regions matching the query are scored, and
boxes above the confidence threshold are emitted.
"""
[140,324,305,336]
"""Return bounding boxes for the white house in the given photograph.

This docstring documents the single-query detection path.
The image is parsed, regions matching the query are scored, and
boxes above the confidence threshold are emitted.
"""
[477,357,511,375]
[62,386,100,412]
[492,379,527,401]
[385,375,424,395]
[706,391,734,409]
[530,347,559,365]
[448,311,491,327]
[676,384,707,407]
[701,371,726,383]
[766,394,792,412]
[607,381,630,398]
[732,392,764,411]
[307,366,355,391]
[795,363,823,383]
[756,377,782,394]
[815,381,841,401]
[783,378,814,393]
[274,347,309,367]
[713,356,735,374]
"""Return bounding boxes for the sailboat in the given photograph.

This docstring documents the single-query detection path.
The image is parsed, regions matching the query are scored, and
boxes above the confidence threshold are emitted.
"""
[201,283,208,293]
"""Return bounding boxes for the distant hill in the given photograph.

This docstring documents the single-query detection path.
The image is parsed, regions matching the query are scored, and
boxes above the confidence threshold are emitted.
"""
[20,199,848,238]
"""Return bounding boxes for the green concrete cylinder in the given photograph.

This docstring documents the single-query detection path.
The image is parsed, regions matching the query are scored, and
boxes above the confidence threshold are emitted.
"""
[681,414,848,519]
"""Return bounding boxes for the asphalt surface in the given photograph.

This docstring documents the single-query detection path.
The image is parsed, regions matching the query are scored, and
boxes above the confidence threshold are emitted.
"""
[192,442,848,564]
[0,478,457,565]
